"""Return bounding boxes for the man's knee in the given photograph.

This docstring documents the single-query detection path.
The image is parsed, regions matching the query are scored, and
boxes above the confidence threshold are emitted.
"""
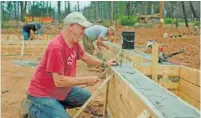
[77,90,91,107]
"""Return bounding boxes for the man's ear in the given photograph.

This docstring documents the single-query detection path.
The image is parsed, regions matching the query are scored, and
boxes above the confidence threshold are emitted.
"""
[68,24,74,31]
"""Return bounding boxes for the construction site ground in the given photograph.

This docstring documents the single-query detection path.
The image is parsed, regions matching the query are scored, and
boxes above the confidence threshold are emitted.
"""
[1,25,200,118]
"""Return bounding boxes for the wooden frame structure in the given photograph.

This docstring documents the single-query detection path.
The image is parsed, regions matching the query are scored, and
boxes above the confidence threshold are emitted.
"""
[103,41,200,111]
[1,38,200,117]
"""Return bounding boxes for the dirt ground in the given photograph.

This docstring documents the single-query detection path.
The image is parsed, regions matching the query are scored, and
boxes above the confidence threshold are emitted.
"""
[1,25,200,118]
[1,56,105,118]
[111,26,200,69]
[2,26,200,69]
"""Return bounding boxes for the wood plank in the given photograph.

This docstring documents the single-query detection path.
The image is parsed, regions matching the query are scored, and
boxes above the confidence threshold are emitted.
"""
[133,56,142,70]
[103,77,110,117]
[110,65,200,117]
[179,79,200,102]
[178,91,196,107]
[106,104,115,118]
[163,82,179,90]
[195,102,200,110]
[180,66,199,85]
[197,71,200,86]
[152,42,158,82]
[107,74,156,118]
[140,65,180,77]
[169,90,179,95]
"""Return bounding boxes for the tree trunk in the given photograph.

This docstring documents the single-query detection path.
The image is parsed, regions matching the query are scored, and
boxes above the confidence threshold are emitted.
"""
[65,1,67,12]
[20,1,27,22]
[58,1,61,21]
[151,2,154,14]
[189,1,199,19]
[2,1,4,25]
[67,1,71,14]
[17,2,20,27]
[95,2,98,20]
[144,1,147,15]
[47,1,49,17]
[175,1,179,28]
[14,1,18,28]
[42,1,45,24]
[181,1,189,28]
[77,1,80,12]
[126,1,131,17]
[24,1,27,16]
[111,1,113,25]
[32,1,35,21]
[20,1,24,21]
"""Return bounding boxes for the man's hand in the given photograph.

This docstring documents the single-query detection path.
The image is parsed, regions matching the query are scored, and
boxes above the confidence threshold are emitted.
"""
[86,76,100,86]
[105,59,118,67]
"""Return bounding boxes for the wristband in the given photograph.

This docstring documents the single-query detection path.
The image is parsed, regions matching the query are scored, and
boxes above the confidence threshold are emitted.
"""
[101,61,105,67]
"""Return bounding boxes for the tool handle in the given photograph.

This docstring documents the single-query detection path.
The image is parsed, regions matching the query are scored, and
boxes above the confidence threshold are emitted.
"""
[72,74,113,118]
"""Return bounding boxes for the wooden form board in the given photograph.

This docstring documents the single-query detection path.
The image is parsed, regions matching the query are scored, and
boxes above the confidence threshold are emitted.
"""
[180,65,200,86]
[107,71,157,118]
[169,90,179,95]
[104,41,180,77]
[107,65,200,118]
[2,40,48,56]
[178,66,200,109]
[178,79,200,102]
[104,41,200,112]
[140,65,180,77]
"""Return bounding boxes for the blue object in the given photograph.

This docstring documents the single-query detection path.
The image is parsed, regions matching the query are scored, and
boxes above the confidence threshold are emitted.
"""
[22,29,30,40]
[22,86,91,118]
[35,23,42,35]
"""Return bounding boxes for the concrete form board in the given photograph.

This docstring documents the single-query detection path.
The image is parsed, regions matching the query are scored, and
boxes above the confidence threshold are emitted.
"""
[111,64,200,118]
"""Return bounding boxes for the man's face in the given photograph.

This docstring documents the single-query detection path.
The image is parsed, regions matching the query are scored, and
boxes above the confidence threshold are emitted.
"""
[70,24,85,43]
[108,29,114,36]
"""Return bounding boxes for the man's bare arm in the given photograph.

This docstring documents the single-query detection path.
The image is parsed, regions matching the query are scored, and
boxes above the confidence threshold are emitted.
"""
[30,30,37,39]
[30,30,44,40]
[52,73,99,87]
[80,52,102,67]
[97,36,109,50]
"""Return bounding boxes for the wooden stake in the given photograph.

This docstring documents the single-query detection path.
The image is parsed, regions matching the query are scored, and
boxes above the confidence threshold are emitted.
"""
[21,39,25,56]
[72,74,113,118]
[103,73,111,117]
[152,42,158,82]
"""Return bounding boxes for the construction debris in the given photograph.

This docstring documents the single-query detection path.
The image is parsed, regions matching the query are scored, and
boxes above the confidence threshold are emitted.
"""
[13,60,39,67]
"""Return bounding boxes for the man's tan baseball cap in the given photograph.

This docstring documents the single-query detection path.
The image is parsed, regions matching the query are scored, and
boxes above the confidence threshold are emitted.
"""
[109,26,116,34]
[63,12,92,28]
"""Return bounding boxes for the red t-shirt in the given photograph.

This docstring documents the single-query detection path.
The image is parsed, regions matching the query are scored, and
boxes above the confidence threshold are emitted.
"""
[27,34,84,100]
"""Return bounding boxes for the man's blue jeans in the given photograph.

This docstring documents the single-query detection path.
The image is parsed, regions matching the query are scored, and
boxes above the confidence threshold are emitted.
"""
[22,86,91,118]
[22,29,30,40]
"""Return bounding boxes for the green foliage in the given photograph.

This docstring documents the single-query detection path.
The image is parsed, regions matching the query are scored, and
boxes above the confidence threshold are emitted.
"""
[102,20,110,27]
[164,18,173,24]
[120,16,136,26]
[193,18,200,27]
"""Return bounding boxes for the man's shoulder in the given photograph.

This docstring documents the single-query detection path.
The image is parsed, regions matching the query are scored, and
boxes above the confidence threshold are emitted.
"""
[47,35,63,50]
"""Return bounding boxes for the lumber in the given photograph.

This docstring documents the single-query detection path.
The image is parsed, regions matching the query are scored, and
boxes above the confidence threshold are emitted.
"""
[72,74,113,118]
[108,64,200,117]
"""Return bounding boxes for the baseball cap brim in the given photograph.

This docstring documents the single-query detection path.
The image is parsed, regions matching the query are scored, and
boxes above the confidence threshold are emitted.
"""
[78,20,92,28]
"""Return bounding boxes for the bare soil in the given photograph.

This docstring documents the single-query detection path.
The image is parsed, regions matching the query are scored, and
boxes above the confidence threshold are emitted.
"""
[1,25,200,118]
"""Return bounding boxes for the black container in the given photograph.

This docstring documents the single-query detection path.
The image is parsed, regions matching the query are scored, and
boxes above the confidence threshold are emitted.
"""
[121,31,135,49]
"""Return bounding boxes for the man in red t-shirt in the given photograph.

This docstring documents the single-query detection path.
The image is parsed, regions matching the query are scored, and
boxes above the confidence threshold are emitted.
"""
[20,12,117,118]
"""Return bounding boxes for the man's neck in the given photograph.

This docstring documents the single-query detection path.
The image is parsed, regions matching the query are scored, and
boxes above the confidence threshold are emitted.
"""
[61,29,74,47]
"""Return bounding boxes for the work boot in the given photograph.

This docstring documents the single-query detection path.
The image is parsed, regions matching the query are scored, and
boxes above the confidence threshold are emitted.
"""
[19,99,29,118]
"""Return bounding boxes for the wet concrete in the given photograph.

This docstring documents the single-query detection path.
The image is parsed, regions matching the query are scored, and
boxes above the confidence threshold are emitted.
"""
[111,64,200,118]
